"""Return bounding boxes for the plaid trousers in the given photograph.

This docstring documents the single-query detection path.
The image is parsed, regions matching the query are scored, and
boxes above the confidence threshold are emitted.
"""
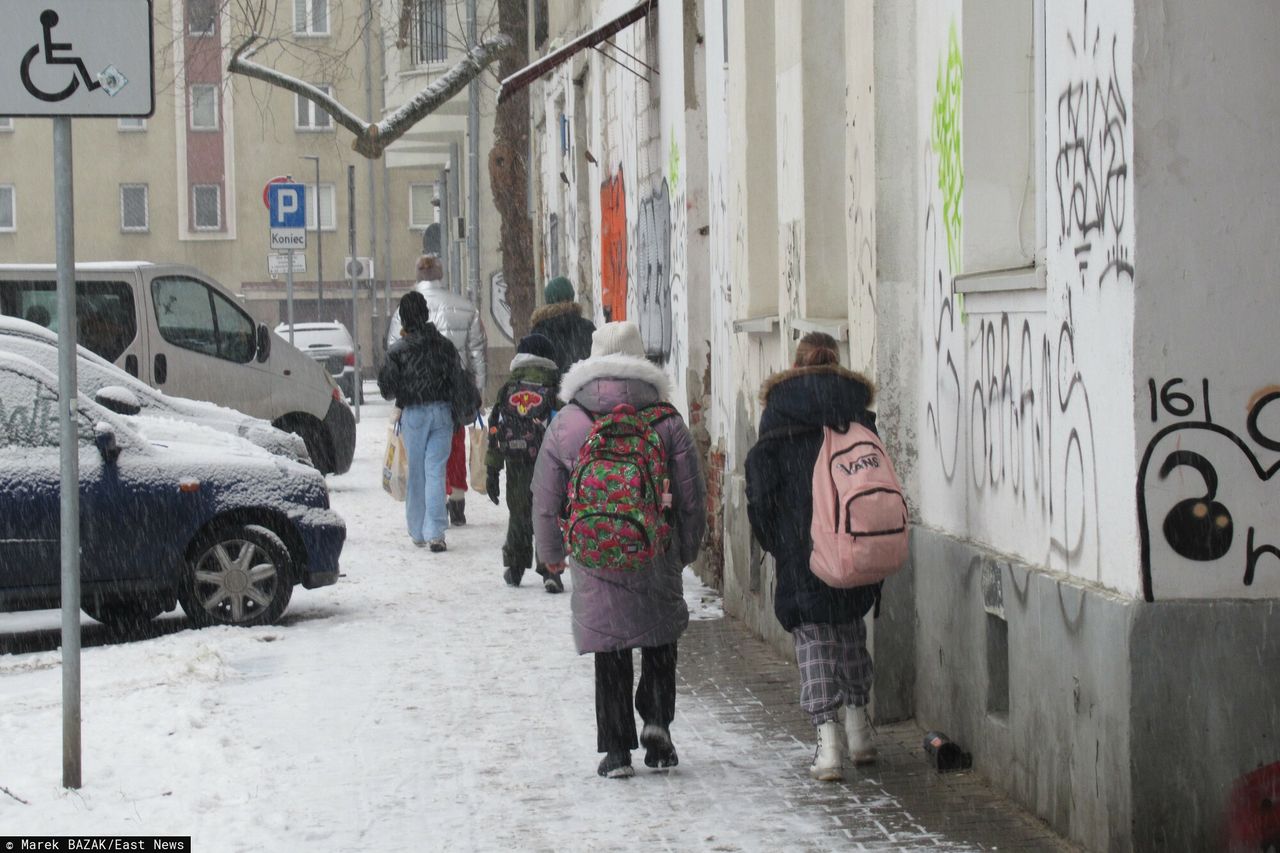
[792,620,873,726]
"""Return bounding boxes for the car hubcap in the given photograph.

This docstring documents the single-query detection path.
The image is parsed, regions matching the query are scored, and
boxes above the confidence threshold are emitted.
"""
[194,538,278,623]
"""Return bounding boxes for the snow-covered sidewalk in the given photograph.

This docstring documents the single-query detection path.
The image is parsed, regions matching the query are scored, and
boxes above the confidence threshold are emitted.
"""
[0,393,1063,852]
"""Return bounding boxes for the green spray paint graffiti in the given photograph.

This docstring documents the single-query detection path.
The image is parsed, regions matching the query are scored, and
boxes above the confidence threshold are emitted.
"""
[931,22,963,274]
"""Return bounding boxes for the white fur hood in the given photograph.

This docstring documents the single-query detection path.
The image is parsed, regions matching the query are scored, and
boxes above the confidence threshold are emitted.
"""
[559,353,671,404]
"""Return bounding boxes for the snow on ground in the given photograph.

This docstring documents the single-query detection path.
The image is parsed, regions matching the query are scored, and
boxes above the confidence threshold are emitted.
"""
[0,392,857,852]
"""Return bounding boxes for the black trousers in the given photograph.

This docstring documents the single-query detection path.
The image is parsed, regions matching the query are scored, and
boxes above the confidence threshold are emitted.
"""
[594,643,678,753]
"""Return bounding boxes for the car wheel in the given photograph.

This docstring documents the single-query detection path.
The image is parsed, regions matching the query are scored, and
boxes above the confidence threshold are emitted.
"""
[179,523,294,627]
[83,599,166,632]
[297,422,336,474]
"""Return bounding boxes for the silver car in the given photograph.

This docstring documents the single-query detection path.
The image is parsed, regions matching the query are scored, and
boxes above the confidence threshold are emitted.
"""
[275,321,363,404]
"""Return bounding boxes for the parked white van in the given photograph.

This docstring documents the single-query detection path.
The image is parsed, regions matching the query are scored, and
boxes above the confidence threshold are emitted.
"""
[0,263,355,474]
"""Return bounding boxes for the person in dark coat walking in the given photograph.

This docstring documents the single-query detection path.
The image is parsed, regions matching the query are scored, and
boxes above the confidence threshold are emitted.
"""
[377,291,471,552]
[485,333,563,593]
[745,332,882,781]
[529,276,596,374]
[532,321,706,779]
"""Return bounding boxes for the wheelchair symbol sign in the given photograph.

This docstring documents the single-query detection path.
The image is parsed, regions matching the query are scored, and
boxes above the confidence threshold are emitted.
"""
[0,0,153,117]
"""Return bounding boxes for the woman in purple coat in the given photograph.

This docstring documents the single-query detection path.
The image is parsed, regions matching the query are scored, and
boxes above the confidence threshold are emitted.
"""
[532,322,706,779]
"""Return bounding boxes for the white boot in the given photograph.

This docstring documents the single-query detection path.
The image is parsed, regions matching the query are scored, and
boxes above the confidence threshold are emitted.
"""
[809,720,843,781]
[841,703,878,766]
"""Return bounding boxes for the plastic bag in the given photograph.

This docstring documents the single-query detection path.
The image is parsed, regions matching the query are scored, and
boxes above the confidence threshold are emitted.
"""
[382,421,408,502]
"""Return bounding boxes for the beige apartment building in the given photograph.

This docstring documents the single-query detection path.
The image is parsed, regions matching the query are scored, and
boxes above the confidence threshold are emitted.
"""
[0,0,450,366]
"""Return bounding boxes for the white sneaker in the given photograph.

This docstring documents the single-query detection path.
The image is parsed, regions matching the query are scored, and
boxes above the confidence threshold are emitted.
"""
[841,704,878,766]
[809,720,843,781]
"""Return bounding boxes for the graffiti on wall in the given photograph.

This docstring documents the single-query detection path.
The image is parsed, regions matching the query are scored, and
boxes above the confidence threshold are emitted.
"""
[1055,2,1133,286]
[932,22,963,275]
[1138,380,1280,600]
[600,168,627,322]
[635,179,673,362]
[847,139,876,361]
[489,270,513,342]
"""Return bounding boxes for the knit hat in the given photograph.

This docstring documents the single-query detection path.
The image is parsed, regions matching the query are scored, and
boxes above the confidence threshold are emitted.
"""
[544,276,575,304]
[516,333,556,362]
[589,321,646,359]
[416,254,444,282]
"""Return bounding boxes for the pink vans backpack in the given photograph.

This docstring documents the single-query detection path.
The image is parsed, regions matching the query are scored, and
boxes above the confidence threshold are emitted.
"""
[808,423,909,588]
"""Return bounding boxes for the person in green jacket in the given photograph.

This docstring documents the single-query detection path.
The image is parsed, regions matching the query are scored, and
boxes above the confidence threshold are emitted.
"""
[486,333,565,592]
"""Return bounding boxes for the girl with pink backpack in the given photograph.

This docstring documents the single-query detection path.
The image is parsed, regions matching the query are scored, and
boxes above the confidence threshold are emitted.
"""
[745,332,907,782]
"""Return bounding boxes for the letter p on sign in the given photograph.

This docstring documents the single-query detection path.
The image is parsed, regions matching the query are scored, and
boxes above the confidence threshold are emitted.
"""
[268,183,306,228]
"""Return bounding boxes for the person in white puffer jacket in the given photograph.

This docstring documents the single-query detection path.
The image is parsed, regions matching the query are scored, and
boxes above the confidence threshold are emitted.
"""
[387,254,487,525]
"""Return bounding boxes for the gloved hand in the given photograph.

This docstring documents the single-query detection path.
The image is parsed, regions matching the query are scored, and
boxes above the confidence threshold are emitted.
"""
[486,468,501,505]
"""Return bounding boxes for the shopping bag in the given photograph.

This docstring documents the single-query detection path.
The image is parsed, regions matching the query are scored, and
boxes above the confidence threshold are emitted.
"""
[382,421,408,502]
[468,418,488,493]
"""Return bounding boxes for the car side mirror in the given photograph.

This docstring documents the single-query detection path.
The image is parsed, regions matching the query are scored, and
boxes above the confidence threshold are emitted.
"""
[94,423,122,464]
[256,323,272,363]
[94,385,142,416]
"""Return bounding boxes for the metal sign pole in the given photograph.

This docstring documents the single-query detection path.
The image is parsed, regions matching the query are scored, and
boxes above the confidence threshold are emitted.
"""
[53,114,82,790]
[286,249,295,346]
[348,164,360,423]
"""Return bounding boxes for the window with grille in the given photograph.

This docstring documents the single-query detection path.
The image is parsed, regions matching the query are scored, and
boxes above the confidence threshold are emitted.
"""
[188,0,216,35]
[121,184,148,232]
[294,0,328,36]
[296,85,333,130]
[192,185,221,230]
[413,0,448,65]
[0,185,13,231]
[189,85,218,130]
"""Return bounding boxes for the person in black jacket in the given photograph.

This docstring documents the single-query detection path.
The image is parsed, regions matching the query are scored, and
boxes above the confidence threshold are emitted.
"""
[745,332,881,782]
[378,291,471,552]
[529,276,596,373]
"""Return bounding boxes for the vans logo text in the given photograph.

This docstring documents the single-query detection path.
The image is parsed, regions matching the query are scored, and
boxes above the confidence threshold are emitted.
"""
[837,454,880,476]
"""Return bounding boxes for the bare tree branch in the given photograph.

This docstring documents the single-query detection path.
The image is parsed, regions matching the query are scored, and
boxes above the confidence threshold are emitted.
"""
[228,31,511,158]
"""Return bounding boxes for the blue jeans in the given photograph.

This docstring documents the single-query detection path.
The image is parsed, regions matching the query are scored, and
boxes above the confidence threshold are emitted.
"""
[400,402,454,542]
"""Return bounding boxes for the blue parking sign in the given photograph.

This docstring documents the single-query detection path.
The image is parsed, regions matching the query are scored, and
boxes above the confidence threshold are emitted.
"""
[268,183,306,228]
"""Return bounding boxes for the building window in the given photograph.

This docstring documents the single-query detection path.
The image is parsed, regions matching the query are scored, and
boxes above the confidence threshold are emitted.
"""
[409,183,434,229]
[188,0,216,35]
[118,117,146,132]
[305,183,336,231]
[0,185,14,231]
[413,0,448,65]
[294,0,328,36]
[189,85,219,131]
[121,184,149,232]
[192,184,221,230]
[0,117,12,132]
[295,85,333,131]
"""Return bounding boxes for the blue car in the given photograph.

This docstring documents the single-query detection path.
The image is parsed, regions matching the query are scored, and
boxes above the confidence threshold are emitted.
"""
[0,354,345,629]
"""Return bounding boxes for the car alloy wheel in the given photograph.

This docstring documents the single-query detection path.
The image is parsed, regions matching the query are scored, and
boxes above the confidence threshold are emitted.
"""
[180,523,294,627]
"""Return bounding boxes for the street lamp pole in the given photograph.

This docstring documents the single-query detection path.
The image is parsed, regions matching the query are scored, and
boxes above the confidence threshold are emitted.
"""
[301,155,323,315]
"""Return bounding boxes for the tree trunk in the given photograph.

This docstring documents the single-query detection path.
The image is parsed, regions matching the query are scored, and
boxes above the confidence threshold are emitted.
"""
[490,0,534,341]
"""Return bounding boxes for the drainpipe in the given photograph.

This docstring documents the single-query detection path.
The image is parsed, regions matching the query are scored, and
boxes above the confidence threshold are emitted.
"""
[467,0,481,308]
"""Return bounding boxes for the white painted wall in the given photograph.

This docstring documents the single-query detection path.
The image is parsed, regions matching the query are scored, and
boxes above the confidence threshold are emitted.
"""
[913,0,1140,595]
[1133,0,1280,600]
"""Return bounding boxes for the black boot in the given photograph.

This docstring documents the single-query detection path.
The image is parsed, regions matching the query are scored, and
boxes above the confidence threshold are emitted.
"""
[597,751,634,779]
[448,498,466,526]
[503,567,524,587]
[641,724,679,769]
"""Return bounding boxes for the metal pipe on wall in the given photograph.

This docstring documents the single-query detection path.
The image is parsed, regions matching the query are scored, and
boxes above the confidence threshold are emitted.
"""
[448,142,462,292]
[467,0,481,308]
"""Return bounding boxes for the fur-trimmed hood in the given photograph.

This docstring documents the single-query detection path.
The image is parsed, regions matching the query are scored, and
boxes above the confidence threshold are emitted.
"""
[508,353,559,374]
[559,353,671,406]
[760,363,876,404]
[530,301,582,327]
